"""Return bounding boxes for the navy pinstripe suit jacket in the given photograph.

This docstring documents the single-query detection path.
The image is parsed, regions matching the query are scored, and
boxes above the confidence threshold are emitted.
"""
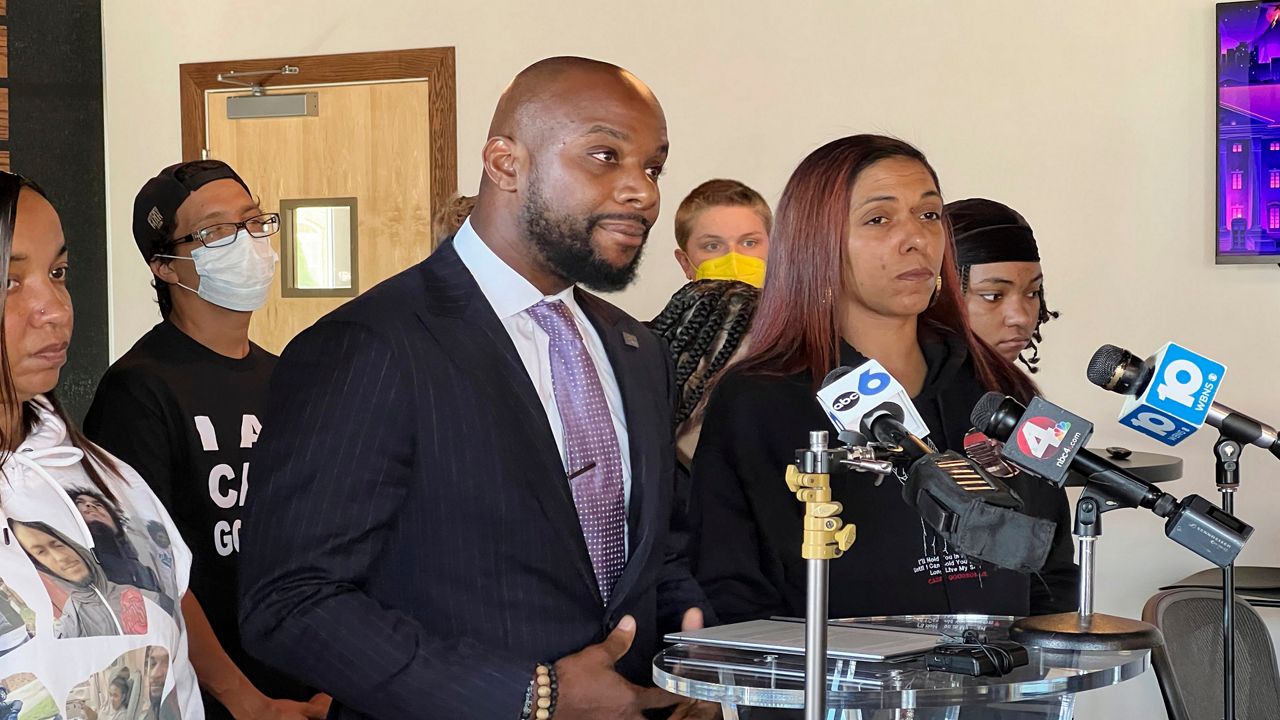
[238,240,709,719]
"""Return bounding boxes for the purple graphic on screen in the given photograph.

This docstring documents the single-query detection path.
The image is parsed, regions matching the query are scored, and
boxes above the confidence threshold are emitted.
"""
[1218,2,1280,259]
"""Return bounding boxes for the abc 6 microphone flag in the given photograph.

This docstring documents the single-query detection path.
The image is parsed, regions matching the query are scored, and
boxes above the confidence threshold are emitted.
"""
[999,397,1093,486]
[815,359,930,438]
[1119,342,1226,446]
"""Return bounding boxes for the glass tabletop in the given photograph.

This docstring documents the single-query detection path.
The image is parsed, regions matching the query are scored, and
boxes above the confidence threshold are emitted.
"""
[653,614,1151,710]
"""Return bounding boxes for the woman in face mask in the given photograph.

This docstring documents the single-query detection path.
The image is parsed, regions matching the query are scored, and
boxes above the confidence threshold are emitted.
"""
[672,178,771,288]
[653,179,771,469]
[84,161,330,719]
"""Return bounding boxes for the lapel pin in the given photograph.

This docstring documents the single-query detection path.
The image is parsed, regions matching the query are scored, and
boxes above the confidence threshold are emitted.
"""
[622,332,640,348]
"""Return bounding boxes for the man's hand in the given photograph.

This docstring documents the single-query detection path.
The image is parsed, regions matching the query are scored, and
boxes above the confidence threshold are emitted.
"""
[554,615,684,720]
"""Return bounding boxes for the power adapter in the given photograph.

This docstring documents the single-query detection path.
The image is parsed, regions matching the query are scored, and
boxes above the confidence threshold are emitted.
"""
[925,639,1028,677]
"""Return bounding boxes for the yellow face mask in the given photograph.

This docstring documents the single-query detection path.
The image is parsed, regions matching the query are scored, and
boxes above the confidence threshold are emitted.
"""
[694,252,766,288]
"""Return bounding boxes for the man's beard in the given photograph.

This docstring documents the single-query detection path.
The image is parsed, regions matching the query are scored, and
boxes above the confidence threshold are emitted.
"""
[519,179,648,292]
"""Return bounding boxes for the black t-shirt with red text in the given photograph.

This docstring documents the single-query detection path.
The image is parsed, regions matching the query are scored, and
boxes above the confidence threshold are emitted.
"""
[85,320,306,718]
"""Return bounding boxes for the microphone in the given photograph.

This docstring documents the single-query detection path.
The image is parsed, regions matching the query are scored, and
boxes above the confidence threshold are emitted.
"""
[1088,343,1280,459]
[969,394,1093,488]
[814,366,1056,571]
[816,360,929,439]
[972,392,1253,567]
[861,402,933,463]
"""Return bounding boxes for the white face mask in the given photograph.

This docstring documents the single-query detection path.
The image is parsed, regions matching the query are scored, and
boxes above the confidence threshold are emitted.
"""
[160,229,278,312]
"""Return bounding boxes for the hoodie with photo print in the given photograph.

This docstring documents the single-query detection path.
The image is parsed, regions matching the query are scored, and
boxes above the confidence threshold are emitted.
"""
[0,397,202,719]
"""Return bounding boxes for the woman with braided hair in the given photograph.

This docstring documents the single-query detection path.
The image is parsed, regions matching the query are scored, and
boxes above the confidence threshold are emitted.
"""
[647,278,759,469]
[946,198,1060,373]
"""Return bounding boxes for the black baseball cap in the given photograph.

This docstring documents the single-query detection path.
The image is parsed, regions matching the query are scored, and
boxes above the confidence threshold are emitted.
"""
[132,160,251,261]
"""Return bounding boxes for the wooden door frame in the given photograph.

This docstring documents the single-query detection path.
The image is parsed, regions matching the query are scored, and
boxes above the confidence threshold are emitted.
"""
[179,47,456,247]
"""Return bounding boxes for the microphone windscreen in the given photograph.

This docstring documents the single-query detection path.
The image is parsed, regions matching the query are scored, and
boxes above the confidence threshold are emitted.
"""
[970,391,1007,431]
[1086,344,1131,389]
[820,366,854,390]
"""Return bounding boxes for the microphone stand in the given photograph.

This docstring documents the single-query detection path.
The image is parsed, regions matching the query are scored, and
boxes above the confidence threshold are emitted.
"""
[1010,478,1164,650]
[787,431,894,720]
[788,431,857,720]
[1214,436,1242,720]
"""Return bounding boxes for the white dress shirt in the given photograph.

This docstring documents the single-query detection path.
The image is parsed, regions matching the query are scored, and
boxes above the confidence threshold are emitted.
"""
[452,219,634,527]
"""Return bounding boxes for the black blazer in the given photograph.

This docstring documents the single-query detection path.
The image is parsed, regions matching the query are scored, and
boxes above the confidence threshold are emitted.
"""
[238,241,709,719]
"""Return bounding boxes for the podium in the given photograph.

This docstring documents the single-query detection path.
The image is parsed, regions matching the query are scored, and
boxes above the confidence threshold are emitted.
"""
[654,614,1154,719]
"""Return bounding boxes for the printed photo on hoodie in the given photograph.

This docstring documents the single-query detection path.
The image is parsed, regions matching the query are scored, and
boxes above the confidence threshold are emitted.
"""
[67,487,179,612]
[8,519,152,638]
[2,476,182,641]
[0,398,199,719]
[65,645,181,720]
[0,672,55,720]
[0,583,33,659]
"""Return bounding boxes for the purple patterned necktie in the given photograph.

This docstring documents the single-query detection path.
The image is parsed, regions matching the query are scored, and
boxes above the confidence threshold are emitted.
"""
[527,299,627,603]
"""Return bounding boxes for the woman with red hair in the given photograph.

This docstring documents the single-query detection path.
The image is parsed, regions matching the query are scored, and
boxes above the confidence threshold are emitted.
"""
[691,135,1076,624]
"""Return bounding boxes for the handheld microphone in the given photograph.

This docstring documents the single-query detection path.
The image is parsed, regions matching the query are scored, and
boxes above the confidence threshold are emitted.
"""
[816,360,929,439]
[813,367,1055,571]
[972,395,1094,488]
[1088,343,1280,459]
[971,392,1254,567]
[861,402,934,463]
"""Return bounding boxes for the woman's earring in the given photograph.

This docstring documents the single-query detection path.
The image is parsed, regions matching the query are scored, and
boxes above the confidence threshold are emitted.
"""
[928,274,943,308]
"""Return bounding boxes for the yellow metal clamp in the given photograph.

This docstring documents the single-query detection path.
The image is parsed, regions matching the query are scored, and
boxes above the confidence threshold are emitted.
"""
[786,465,856,560]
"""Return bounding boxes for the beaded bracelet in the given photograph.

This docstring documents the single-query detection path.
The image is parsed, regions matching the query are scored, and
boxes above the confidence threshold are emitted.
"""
[520,663,558,720]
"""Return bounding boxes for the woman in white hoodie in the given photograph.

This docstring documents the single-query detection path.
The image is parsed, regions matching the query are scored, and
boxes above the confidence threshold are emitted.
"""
[0,173,203,718]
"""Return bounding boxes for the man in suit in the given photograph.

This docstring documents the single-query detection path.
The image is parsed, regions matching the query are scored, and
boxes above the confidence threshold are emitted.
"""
[239,56,714,719]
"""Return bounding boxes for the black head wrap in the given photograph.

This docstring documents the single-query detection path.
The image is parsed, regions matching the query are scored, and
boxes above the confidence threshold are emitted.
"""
[947,198,1040,265]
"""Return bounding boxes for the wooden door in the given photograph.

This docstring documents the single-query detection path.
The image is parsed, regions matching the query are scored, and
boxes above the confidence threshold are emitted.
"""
[206,81,432,353]
[180,48,456,354]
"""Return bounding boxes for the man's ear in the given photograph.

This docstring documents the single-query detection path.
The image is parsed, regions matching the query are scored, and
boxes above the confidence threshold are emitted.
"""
[148,257,179,284]
[482,136,525,193]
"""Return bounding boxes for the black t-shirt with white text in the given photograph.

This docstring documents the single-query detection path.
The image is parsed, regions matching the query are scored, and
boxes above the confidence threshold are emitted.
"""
[85,320,306,718]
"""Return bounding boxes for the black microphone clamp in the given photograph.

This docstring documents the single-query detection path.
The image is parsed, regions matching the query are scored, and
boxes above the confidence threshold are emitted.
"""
[1207,403,1280,461]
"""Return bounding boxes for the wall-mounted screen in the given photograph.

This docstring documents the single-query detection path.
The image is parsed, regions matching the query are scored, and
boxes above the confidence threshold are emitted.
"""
[1218,1,1280,262]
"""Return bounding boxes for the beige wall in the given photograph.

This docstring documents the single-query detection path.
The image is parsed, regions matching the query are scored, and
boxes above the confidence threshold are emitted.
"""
[103,1,1278,715]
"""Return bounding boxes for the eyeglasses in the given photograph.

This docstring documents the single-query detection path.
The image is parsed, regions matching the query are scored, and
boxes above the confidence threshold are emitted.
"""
[177,213,280,249]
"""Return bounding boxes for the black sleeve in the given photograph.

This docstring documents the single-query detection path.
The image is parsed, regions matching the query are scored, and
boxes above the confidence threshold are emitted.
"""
[237,320,530,720]
[654,339,715,635]
[84,369,177,507]
[690,378,788,624]
[1023,483,1079,615]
